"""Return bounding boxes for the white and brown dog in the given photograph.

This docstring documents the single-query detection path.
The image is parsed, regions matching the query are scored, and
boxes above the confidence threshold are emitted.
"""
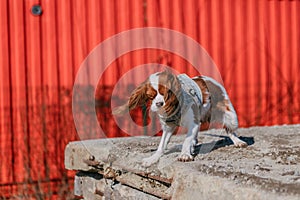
[113,70,247,167]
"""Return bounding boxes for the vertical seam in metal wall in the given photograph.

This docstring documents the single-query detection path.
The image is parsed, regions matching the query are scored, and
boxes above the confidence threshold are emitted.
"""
[286,2,293,124]
[143,0,148,27]
[230,0,237,108]
[98,1,104,89]
[180,1,187,71]
[218,0,225,81]
[156,0,163,28]
[39,0,49,186]
[22,0,31,182]
[54,0,62,176]
[275,1,282,125]
[254,1,262,125]
[242,0,250,126]
[84,1,90,85]
[70,1,75,84]
[264,2,269,125]
[113,1,118,89]
[206,0,212,72]
[170,0,174,67]
[195,1,200,58]
[6,0,15,184]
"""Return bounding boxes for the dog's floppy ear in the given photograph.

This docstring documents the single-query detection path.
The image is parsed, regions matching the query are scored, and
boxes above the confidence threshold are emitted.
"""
[112,79,149,116]
[158,70,181,96]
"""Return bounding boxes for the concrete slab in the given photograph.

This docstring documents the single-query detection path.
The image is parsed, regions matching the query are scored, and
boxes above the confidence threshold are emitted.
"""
[65,125,300,199]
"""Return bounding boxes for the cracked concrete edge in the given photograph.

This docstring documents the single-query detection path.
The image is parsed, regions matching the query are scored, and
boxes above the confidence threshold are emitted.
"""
[64,137,151,170]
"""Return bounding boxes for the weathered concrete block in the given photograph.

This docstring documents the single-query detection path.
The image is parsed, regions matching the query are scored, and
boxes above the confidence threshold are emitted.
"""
[65,125,300,199]
[74,172,159,200]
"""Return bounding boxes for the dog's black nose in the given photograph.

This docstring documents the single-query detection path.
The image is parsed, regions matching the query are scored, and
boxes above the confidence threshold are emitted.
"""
[156,102,164,107]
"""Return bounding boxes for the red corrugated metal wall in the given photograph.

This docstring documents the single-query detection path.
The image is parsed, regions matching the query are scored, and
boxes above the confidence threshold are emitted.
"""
[0,0,299,198]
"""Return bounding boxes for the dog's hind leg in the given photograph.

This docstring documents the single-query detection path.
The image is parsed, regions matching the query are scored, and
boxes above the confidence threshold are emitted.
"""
[223,109,248,148]
[227,130,248,148]
[200,75,247,148]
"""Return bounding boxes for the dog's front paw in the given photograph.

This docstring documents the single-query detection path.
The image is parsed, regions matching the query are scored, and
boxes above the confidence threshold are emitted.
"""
[177,153,194,162]
[234,140,248,148]
[142,154,160,167]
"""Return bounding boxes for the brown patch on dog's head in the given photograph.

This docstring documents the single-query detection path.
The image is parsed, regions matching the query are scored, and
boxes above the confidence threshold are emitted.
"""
[157,70,182,116]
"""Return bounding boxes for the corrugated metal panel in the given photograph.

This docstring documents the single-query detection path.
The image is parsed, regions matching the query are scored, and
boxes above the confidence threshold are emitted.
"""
[0,0,299,198]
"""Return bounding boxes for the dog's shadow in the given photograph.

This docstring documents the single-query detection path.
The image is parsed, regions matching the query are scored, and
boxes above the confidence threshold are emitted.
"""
[166,134,255,155]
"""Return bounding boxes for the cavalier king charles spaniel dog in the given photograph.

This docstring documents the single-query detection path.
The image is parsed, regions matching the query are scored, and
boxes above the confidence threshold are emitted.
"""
[113,70,247,167]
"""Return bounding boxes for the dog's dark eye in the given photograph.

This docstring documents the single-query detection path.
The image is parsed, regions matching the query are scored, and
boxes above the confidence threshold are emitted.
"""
[148,95,155,100]
[146,89,157,100]
[147,92,156,100]
[158,85,166,95]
